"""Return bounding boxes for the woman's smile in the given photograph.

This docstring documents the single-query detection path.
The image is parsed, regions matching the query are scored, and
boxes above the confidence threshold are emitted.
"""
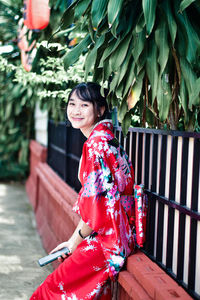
[67,91,99,137]
[71,117,84,121]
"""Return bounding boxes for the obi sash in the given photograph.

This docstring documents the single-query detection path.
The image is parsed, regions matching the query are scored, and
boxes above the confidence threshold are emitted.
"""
[120,184,148,248]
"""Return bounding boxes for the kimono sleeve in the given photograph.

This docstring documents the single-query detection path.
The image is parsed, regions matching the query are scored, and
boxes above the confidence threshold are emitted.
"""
[73,141,120,234]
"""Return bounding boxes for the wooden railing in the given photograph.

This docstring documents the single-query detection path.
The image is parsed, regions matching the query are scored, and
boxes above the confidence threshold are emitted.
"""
[114,127,200,300]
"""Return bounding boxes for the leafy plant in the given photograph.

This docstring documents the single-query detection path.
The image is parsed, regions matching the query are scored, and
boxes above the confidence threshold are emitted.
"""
[14,46,91,120]
[0,56,35,179]
[0,40,89,179]
[59,0,200,134]
[0,0,77,180]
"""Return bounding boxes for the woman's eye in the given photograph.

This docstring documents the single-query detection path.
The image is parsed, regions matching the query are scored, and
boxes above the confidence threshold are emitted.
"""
[82,104,88,107]
[69,102,75,106]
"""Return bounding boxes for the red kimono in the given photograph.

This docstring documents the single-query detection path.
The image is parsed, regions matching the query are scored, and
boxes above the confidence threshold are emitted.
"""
[30,120,135,300]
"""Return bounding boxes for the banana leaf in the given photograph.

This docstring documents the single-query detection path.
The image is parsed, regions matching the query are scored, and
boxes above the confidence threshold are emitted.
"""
[63,34,92,70]
[91,0,108,28]
[142,0,157,36]
[107,0,123,25]
[179,0,196,12]
[155,19,169,76]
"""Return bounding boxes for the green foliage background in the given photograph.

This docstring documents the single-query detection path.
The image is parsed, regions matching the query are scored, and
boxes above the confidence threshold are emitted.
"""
[60,0,200,134]
[0,0,85,180]
[0,0,200,180]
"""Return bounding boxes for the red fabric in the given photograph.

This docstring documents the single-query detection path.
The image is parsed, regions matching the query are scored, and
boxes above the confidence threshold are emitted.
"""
[133,184,148,248]
[24,0,50,30]
[30,120,134,299]
[31,237,111,299]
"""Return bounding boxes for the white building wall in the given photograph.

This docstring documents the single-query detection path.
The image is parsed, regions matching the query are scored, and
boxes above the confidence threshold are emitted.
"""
[34,102,48,147]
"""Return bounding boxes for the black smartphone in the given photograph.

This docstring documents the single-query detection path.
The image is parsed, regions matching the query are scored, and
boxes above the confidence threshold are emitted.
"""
[38,247,70,267]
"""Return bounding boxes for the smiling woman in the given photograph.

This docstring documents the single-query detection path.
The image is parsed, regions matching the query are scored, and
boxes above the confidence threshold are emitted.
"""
[67,94,99,137]
[30,82,135,300]
[67,82,109,137]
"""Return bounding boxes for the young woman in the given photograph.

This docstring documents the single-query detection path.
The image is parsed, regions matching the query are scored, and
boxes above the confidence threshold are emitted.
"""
[30,82,135,300]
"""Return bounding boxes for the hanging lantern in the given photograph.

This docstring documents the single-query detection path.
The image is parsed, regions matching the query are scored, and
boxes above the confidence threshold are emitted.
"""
[24,0,50,30]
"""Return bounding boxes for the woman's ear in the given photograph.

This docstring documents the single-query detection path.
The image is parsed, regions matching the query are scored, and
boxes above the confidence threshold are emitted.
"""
[99,106,105,117]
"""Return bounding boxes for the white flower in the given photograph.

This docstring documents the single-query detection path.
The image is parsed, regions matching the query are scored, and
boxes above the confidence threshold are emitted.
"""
[114,210,119,219]
[110,145,117,155]
[93,265,102,271]
[58,282,64,291]
[106,149,112,155]
[105,228,114,235]
[82,245,97,252]
[87,283,102,298]
[103,144,109,151]
[98,142,103,151]
[111,255,124,267]
[106,207,115,218]
[67,294,79,300]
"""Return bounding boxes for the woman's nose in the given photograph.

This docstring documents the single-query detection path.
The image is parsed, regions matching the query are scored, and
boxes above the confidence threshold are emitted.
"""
[74,106,81,115]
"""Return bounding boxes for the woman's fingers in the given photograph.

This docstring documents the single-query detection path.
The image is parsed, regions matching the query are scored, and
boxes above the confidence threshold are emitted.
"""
[57,256,64,263]
[49,242,68,254]
[49,247,59,254]
[62,253,68,259]
[57,252,68,263]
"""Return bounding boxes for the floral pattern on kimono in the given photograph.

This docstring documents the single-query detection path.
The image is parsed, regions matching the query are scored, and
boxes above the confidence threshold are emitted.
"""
[73,120,135,280]
[30,120,135,300]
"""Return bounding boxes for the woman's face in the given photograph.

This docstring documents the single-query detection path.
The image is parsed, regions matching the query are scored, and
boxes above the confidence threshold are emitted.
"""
[67,91,99,137]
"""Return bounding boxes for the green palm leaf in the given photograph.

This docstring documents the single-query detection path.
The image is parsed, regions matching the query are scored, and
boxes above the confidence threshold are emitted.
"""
[107,0,123,25]
[155,19,169,76]
[63,34,92,70]
[110,34,132,72]
[142,0,157,36]
[162,1,177,44]
[157,73,172,121]
[179,0,196,12]
[146,38,158,104]
[91,0,108,28]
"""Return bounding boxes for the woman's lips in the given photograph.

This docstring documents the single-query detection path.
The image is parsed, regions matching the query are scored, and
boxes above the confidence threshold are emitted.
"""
[71,117,84,121]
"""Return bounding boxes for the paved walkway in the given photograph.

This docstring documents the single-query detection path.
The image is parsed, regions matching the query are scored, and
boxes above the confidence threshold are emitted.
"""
[0,182,52,300]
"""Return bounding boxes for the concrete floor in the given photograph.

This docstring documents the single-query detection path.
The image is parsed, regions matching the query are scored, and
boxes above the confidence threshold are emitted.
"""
[0,182,52,300]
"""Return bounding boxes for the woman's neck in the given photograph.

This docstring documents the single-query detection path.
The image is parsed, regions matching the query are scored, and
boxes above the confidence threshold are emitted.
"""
[80,123,97,138]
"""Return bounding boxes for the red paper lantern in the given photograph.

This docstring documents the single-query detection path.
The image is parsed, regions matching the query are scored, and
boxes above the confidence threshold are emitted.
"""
[24,0,50,30]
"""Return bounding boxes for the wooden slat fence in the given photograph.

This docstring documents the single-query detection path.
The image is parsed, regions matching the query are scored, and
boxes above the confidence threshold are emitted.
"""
[114,127,200,300]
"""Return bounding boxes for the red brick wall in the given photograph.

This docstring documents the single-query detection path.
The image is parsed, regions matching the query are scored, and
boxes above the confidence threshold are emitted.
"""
[26,140,47,209]
[26,140,192,300]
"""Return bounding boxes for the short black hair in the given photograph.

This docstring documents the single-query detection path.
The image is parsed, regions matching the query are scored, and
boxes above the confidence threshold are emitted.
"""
[68,82,110,119]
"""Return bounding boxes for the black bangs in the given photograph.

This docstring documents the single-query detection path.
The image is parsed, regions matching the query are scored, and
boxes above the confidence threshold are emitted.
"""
[74,84,94,103]
[68,82,110,119]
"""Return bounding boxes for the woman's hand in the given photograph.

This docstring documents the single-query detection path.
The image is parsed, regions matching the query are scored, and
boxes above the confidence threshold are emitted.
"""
[50,219,93,263]
[49,241,73,263]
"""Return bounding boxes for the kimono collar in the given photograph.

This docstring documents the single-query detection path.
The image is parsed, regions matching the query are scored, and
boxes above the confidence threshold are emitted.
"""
[88,119,113,139]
